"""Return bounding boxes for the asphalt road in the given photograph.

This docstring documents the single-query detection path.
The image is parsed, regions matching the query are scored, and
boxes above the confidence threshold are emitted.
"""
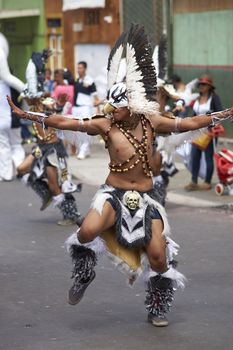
[1,180,233,350]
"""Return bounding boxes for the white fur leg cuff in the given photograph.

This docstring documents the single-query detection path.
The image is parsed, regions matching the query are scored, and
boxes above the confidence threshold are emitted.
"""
[65,231,106,258]
[147,267,186,289]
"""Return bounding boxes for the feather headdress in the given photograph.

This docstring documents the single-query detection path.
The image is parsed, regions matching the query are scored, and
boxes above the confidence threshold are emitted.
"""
[152,34,180,99]
[22,49,52,98]
[105,24,160,116]
[153,34,168,86]
[158,34,168,81]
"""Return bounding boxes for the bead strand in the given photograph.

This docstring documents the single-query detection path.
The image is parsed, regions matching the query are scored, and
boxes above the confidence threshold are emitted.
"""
[108,115,153,177]
[33,123,56,142]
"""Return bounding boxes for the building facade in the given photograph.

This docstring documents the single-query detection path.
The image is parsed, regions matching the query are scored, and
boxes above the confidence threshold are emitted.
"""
[173,0,233,110]
[0,0,120,83]
[61,0,120,80]
[1,0,232,135]
[0,0,46,81]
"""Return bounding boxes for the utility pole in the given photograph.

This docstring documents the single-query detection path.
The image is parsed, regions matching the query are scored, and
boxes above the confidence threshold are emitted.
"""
[163,0,173,77]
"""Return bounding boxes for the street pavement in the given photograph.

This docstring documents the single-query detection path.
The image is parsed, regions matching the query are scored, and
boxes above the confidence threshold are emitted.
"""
[1,177,233,350]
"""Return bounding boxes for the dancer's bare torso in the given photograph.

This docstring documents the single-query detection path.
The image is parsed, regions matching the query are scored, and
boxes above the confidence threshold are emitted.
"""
[95,117,157,192]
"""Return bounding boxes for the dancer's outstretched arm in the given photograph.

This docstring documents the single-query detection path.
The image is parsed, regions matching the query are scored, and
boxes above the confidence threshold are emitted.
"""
[152,107,233,134]
[7,96,108,135]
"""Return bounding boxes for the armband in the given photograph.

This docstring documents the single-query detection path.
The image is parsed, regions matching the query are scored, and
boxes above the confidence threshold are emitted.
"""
[174,117,182,132]
[26,111,49,127]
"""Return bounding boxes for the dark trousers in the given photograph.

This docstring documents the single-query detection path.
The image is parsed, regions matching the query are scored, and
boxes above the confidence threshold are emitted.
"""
[191,141,214,184]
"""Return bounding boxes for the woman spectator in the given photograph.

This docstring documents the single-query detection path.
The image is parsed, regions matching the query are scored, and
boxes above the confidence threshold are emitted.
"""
[52,69,76,154]
[52,69,74,106]
[185,75,223,191]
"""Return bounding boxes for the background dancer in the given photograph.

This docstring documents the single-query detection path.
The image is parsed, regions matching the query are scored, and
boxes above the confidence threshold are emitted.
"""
[17,48,82,226]
[17,112,82,226]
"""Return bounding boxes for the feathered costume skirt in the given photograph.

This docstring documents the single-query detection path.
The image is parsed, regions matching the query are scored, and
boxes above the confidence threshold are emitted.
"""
[67,184,182,284]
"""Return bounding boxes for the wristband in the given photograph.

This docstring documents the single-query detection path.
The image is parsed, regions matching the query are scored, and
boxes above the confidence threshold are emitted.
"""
[174,117,182,132]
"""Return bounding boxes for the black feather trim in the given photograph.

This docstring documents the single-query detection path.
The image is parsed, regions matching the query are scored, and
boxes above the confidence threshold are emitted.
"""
[69,245,97,282]
[127,23,157,101]
[58,194,80,221]
[145,275,174,317]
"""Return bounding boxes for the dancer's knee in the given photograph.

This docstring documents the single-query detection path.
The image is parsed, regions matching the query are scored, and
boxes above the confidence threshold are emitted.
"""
[48,180,61,195]
[148,252,167,273]
[78,223,98,244]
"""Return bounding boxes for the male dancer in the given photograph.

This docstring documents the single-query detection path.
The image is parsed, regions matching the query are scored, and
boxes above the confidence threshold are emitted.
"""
[7,25,233,327]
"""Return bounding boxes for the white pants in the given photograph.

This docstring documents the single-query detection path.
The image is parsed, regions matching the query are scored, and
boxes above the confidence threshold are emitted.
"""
[176,143,206,179]
[0,128,25,181]
[72,106,93,156]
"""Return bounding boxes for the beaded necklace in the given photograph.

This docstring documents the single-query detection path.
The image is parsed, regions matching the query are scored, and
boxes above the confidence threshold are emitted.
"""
[120,114,141,130]
[108,115,156,177]
[32,123,56,143]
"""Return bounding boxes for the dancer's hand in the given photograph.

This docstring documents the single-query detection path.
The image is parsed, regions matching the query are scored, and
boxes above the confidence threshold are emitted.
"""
[7,95,26,118]
[210,106,233,126]
[217,107,233,120]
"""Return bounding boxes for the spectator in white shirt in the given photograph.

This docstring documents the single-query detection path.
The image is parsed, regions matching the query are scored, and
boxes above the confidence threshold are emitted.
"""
[72,61,100,159]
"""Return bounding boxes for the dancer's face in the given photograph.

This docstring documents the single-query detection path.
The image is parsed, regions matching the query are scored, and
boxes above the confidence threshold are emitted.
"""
[112,107,130,121]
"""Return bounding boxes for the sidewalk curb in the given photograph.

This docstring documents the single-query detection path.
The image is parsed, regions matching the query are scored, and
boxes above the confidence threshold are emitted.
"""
[167,191,233,211]
[219,137,233,144]
[215,203,233,212]
[166,192,218,208]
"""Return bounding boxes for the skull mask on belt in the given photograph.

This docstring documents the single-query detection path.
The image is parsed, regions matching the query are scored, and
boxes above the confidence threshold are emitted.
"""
[124,190,141,210]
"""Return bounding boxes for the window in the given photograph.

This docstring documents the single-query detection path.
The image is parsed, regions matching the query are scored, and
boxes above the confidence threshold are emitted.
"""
[84,9,100,25]
[47,18,61,28]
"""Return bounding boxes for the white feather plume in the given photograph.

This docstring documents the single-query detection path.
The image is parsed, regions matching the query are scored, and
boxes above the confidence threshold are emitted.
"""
[116,58,127,83]
[152,45,159,76]
[157,128,208,156]
[107,45,125,90]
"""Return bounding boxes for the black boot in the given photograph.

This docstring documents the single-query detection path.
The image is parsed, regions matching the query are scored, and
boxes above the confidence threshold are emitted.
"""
[57,194,83,226]
[145,274,174,327]
[68,245,97,305]
[29,177,53,211]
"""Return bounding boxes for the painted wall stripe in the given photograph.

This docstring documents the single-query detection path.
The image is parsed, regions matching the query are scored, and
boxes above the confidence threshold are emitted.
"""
[173,64,233,70]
